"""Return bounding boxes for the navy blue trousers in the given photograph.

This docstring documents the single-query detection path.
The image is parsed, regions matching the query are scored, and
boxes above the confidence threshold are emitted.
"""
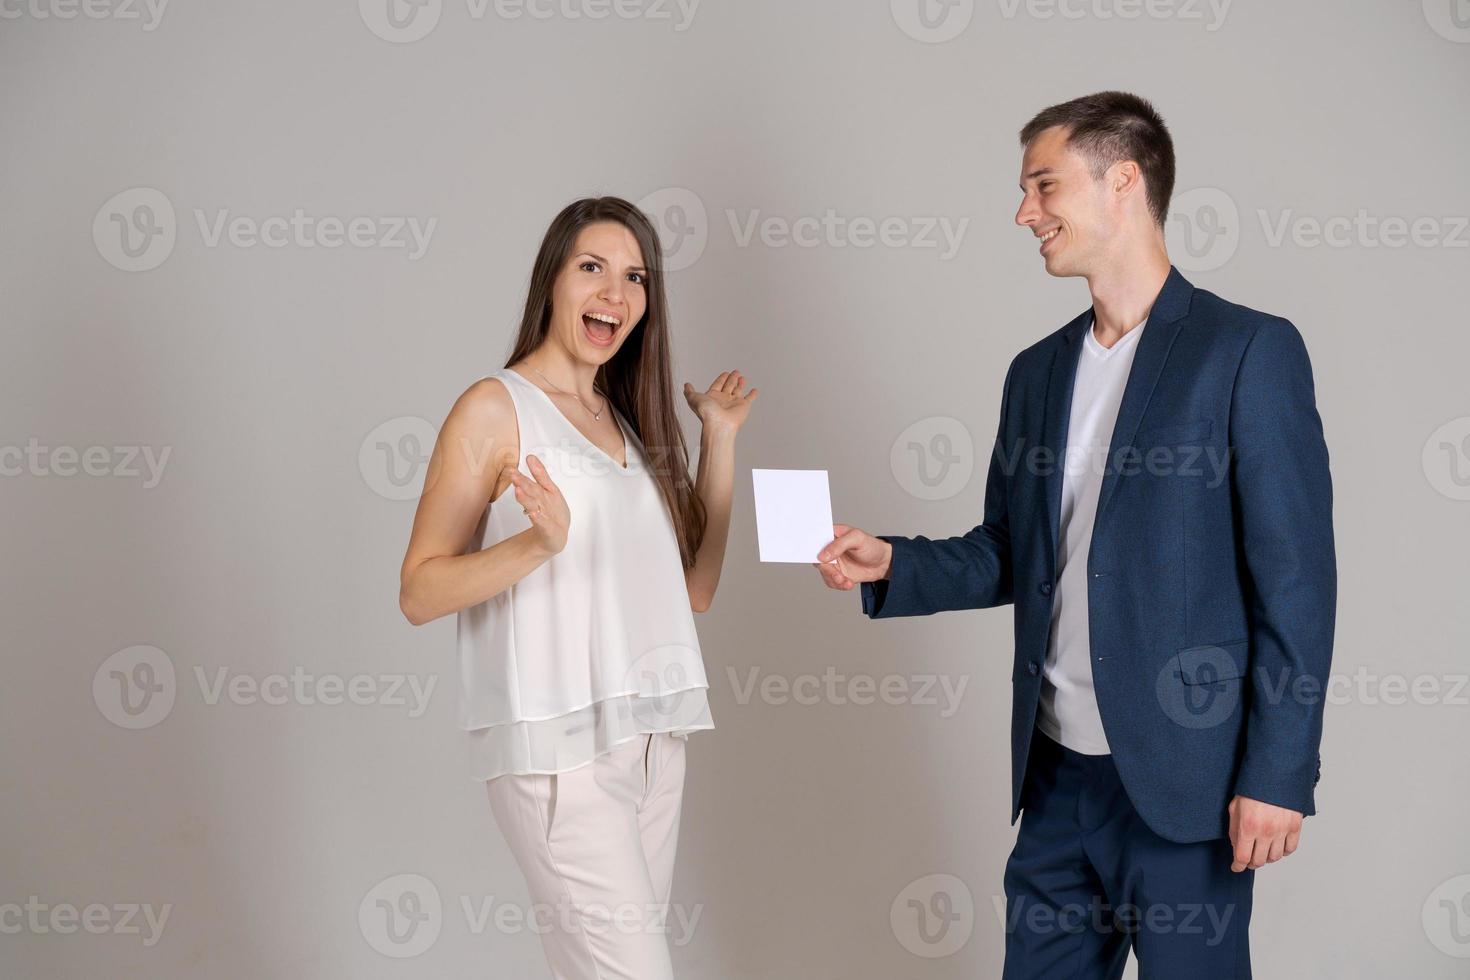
[1001,729,1254,979]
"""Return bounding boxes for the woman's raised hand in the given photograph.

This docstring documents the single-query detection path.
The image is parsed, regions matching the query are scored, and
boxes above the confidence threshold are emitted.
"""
[509,454,571,554]
[683,369,759,432]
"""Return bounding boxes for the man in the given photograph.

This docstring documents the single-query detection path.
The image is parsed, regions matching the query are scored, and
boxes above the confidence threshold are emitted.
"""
[816,91,1335,977]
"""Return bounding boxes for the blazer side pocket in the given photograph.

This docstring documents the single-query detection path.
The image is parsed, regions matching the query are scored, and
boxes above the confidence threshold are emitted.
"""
[1135,418,1213,447]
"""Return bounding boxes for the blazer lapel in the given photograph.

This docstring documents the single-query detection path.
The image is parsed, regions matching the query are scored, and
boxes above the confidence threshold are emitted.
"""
[1040,266,1197,574]
[1092,265,1196,531]
[1040,309,1091,577]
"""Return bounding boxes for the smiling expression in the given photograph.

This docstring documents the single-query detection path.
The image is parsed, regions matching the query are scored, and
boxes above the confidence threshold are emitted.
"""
[548,221,649,362]
[1015,125,1120,278]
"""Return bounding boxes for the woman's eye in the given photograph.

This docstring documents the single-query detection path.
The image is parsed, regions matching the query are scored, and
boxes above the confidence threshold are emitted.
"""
[580,261,600,273]
[627,272,645,285]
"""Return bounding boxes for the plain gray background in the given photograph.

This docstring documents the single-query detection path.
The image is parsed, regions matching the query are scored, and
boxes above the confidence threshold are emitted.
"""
[4,0,1469,976]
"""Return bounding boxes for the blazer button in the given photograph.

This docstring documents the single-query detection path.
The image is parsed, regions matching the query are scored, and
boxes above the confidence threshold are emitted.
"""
[1027,661,1040,676]
[1038,582,1052,596]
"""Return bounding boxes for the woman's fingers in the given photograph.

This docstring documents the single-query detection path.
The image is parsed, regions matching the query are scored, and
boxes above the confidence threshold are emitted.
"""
[511,472,543,512]
[526,454,560,494]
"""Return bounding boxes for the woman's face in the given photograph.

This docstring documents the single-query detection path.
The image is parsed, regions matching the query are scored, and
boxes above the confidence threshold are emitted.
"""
[548,221,649,364]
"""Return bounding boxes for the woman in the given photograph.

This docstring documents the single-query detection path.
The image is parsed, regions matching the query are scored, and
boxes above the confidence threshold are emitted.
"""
[398,196,755,979]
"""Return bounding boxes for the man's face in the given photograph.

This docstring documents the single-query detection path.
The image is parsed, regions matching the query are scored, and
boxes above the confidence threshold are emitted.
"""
[1014,125,1112,278]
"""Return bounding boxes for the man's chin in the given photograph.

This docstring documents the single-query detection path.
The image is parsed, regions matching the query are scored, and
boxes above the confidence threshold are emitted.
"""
[1042,258,1080,278]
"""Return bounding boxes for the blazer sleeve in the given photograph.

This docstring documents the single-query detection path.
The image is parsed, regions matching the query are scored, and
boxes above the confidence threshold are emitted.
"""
[1228,318,1338,815]
[860,360,1016,619]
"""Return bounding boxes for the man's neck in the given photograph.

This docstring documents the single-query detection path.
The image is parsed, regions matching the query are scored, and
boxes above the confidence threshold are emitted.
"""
[1085,245,1172,347]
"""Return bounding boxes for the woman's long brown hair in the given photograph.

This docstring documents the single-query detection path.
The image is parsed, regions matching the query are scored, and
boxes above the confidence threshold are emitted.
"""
[503,197,707,568]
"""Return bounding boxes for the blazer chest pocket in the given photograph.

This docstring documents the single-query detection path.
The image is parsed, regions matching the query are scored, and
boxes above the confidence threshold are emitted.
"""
[1134,418,1212,447]
[1173,638,1248,685]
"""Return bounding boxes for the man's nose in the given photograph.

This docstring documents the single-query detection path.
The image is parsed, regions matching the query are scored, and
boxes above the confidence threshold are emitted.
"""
[1015,198,1038,227]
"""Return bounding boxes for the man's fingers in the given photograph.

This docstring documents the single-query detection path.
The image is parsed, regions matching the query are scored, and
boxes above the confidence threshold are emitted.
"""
[1248,838,1271,870]
[1283,828,1301,857]
[819,529,866,564]
[813,561,853,591]
[1231,833,1254,873]
[1266,835,1286,864]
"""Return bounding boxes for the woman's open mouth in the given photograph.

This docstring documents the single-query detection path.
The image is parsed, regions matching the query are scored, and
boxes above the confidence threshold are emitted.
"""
[582,311,620,347]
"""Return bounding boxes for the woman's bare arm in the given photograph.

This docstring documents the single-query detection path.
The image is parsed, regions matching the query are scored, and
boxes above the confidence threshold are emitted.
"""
[398,379,555,626]
[684,420,737,613]
[681,369,757,613]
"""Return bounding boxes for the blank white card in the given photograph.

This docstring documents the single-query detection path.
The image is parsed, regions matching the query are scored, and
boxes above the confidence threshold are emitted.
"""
[751,468,834,563]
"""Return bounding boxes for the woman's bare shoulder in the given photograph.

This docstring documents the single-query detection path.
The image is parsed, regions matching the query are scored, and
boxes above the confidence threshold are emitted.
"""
[439,374,519,482]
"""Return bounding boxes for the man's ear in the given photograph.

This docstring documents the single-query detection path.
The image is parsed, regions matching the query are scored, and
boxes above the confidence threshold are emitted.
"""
[1109,160,1144,204]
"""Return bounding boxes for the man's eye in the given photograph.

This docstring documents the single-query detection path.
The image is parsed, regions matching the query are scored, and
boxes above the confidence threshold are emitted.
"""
[1040,181,1055,191]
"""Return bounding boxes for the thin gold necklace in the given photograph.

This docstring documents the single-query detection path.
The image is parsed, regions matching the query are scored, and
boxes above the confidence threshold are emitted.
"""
[528,363,606,421]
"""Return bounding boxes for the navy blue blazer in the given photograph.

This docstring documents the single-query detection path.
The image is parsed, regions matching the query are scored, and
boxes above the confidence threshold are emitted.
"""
[860,266,1336,844]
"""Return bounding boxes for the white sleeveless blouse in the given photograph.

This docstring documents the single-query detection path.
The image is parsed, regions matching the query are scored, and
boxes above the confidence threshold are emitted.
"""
[457,366,714,779]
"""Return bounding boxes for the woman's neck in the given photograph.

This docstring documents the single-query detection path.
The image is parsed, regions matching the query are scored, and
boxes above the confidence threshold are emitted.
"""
[521,342,600,402]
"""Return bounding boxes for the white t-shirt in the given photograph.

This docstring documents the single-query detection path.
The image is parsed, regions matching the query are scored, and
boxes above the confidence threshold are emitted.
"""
[1034,315,1147,755]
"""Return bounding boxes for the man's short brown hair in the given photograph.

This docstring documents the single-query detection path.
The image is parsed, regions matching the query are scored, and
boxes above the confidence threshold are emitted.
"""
[1019,91,1176,227]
